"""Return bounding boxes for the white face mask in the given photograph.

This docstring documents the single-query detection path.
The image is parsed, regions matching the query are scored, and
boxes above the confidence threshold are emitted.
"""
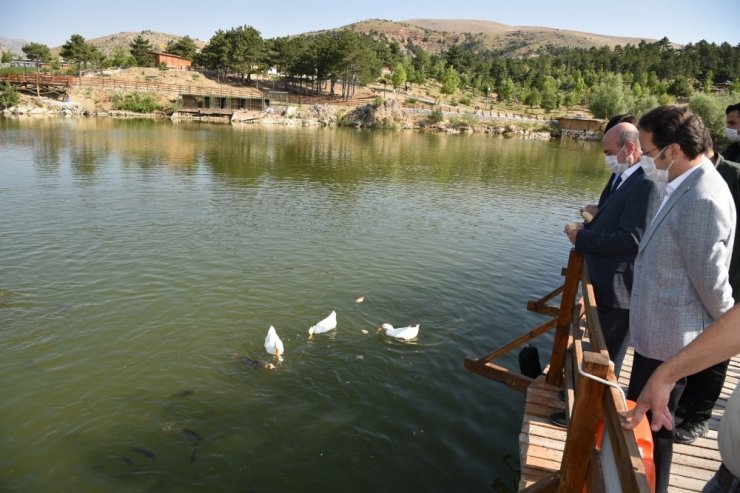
[604,145,630,174]
[726,127,740,143]
[643,146,674,195]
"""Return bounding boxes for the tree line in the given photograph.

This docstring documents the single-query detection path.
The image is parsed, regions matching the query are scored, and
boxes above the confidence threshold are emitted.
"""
[10,28,740,116]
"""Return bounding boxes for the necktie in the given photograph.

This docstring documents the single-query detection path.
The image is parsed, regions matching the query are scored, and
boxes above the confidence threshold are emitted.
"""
[612,174,623,191]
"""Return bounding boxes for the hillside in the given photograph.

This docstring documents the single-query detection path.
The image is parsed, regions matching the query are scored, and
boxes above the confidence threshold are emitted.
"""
[346,18,662,57]
[52,31,207,56]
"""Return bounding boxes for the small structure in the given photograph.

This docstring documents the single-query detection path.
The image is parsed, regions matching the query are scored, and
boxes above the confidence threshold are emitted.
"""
[178,93,268,115]
[149,52,191,70]
[557,116,604,133]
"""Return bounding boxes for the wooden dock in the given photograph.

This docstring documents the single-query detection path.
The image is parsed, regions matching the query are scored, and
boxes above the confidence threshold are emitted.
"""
[465,249,737,492]
[519,349,739,492]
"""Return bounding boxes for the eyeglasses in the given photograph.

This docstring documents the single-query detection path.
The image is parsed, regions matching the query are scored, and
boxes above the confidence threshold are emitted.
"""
[641,146,659,157]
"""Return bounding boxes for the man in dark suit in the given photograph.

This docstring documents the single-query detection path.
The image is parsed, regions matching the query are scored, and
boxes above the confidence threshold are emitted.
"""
[723,103,740,162]
[582,114,638,219]
[565,122,660,375]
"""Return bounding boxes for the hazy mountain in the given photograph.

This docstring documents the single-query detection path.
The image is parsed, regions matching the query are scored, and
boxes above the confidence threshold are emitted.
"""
[0,36,30,56]
[50,31,207,56]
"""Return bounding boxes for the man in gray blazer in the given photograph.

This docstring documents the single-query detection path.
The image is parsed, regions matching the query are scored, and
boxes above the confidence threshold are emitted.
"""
[628,106,736,493]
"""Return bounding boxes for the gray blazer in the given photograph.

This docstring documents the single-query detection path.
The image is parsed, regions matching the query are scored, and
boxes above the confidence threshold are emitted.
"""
[630,160,736,361]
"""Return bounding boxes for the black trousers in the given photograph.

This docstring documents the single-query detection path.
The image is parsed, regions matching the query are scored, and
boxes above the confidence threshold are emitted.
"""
[596,305,630,376]
[627,352,687,493]
[678,359,730,422]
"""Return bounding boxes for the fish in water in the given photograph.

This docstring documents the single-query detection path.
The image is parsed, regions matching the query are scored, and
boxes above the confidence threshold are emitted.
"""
[120,455,134,466]
[171,389,195,398]
[132,447,156,460]
[241,356,273,369]
[190,447,198,463]
[182,428,202,443]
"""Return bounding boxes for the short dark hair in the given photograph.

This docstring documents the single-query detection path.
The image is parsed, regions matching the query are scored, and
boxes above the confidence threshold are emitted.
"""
[605,114,633,133]
[638,105,706,159]
[726,103,740,115]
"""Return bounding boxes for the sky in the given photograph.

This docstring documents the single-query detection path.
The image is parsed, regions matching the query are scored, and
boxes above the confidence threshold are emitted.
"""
[2,0,737,48]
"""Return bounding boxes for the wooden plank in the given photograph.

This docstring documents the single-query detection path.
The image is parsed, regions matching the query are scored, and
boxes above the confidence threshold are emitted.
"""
[600,384,652,493]
[463,359,534,393]
[519,471,560,493]
[557,351,610,493]
[472,317,558,364]
[546,250,583,386]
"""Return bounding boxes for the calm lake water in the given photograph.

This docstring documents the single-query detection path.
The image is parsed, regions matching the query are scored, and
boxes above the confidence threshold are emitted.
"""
[0,118,605,493]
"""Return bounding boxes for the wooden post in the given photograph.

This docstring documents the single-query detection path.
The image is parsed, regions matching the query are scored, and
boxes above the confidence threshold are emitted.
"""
[546,249,583,386]
[557,351,610,493]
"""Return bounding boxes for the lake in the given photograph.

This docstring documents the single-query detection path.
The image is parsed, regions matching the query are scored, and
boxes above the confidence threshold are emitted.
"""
[0,118,606,493]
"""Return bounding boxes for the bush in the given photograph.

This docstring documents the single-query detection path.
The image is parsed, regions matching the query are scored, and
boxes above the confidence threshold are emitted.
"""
[372,96,383,108]
[689,93,735,140]
[458,94,472,106]
[111,91,159,113]
[159,62,168,71]
[0,82,19,109]
[428,108,444,124]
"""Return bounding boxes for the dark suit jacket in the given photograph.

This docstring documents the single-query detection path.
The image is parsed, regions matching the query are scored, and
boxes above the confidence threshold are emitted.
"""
[575,167,660,309]
[716,154,740,301]
[597,173,618,207]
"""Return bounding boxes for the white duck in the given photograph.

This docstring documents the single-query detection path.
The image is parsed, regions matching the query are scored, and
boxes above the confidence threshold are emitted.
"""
[308,310,337,337]
[264,326,284,360]
[378,323,419,341]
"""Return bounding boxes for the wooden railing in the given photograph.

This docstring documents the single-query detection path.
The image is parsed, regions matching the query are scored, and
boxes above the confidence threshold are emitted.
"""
[465,250,652,493]
[0,73,374,107]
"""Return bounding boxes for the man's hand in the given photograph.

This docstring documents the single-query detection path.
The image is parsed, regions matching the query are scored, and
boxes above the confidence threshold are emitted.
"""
[581,205,599,217]
[620,367,675,432]
[564,222,584,244]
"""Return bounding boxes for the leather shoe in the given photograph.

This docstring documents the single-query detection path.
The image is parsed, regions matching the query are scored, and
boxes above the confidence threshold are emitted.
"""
[549,411,567,428]
[674,419,709,444]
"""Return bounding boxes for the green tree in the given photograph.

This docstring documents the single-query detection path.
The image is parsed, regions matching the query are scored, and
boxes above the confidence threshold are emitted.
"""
[165,35,197,61]
[496,78,518,103]
[689,93,731,140]
[109,45,135,68]
[0,82,19,109]
[540,76,560,113]
[1,51,11,63]
[22,42,52,96]
[391,63,407,89]
[524,87,542,108]
[440,66,459,95]
[60,34,92,76]
[196,30,229,76]
[668,75,694,98]
[129,35,154,67]
[587,73,631,119]
[225,25,264,83]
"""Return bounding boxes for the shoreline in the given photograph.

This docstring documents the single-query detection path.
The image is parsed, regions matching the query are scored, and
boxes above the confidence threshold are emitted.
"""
[2,95,603,141]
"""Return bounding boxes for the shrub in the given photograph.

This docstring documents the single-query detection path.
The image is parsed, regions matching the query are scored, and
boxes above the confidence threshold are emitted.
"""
[0,82,19,109]
[372,96,383,108]
[111,91,159,113]
[459,94,472,106]
[428,108,444,124]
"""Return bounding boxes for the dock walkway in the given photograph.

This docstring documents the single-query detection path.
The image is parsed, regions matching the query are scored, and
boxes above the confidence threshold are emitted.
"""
[520,349,739,492]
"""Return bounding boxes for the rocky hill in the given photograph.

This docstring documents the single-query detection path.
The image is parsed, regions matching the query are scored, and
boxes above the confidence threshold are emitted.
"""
[52,31,207,56]
[5,19,666,60]
[345,18,662,57]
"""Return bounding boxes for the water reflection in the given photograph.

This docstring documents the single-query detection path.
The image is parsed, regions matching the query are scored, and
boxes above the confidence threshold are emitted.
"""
[0,117,607,493]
